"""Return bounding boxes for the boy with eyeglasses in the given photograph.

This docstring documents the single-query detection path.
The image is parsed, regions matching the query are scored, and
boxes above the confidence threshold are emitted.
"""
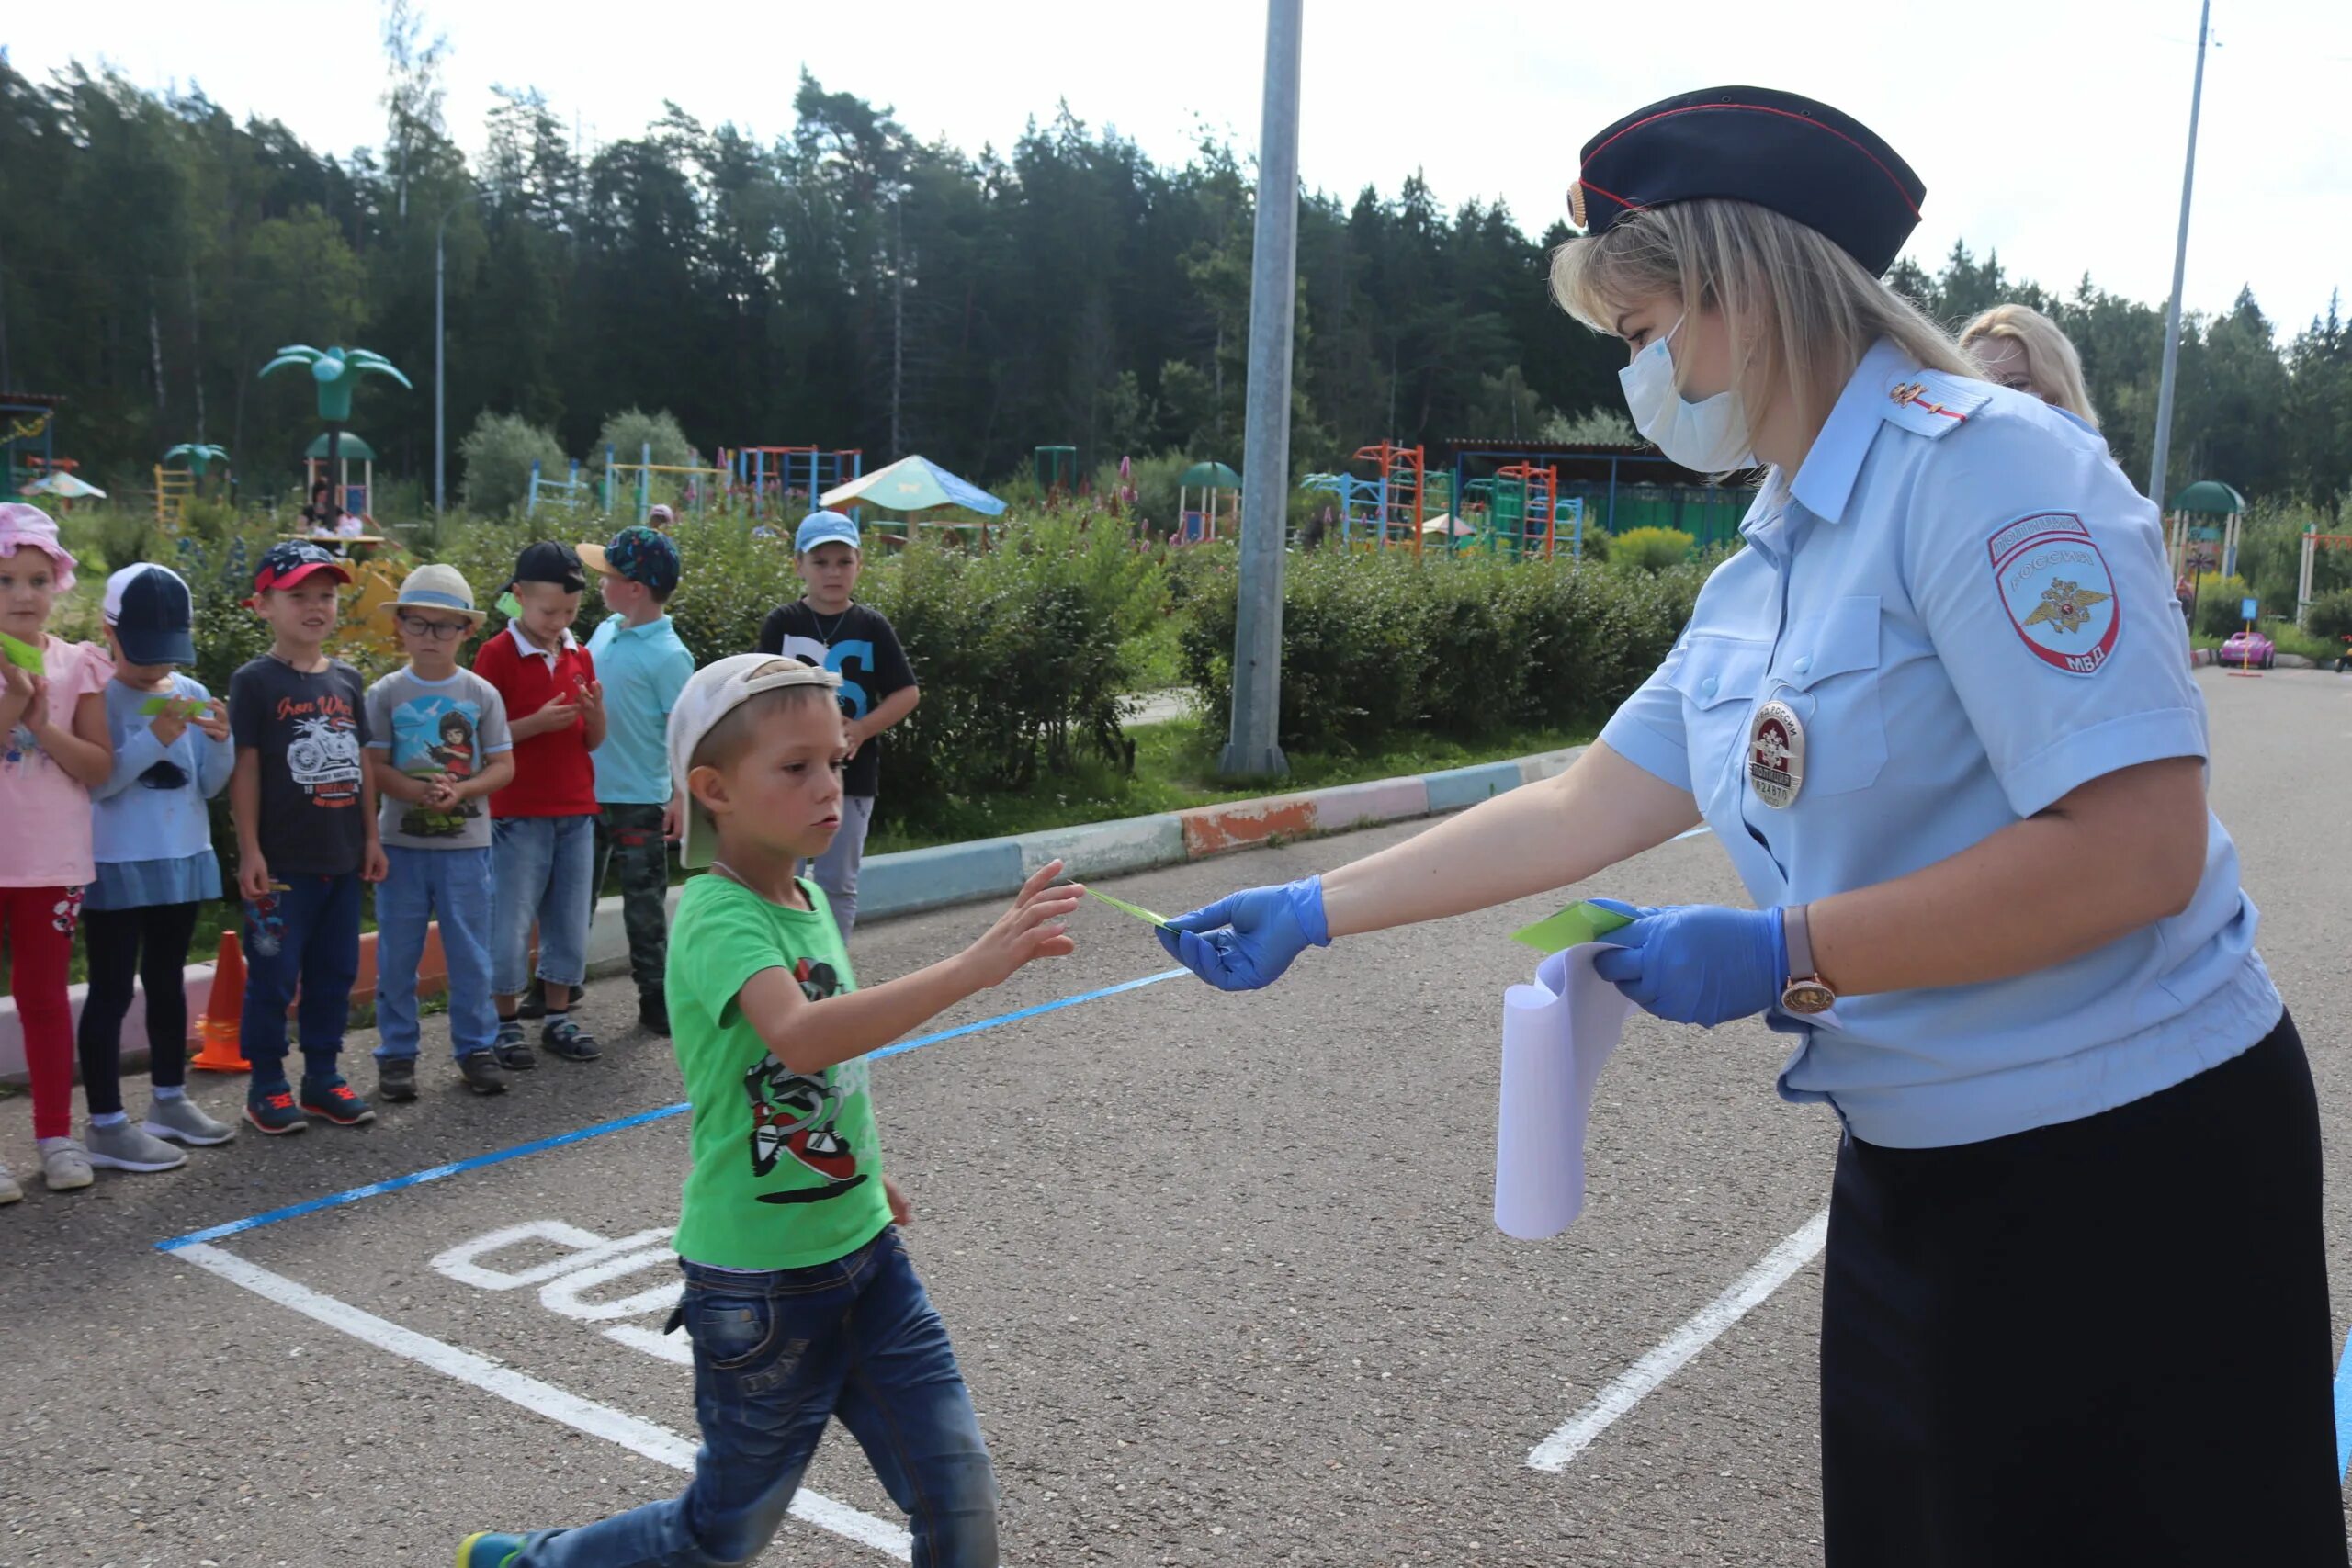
[363,566,516,1100]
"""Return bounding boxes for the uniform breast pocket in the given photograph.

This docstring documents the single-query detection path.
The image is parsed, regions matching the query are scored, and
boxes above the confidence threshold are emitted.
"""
[1770,594,1886,798]
[1668,636,1771,809]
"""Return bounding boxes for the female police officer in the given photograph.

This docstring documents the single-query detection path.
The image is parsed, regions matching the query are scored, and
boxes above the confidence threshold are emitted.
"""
[1158,87,2345,1565]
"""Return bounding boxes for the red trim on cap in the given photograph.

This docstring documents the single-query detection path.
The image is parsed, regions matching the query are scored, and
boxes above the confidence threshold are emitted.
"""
[257,560,353,592]
[1583,101,1921,220]
[1572,177,1644,218]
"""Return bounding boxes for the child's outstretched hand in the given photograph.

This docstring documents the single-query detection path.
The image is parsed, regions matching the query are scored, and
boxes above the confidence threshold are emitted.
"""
[961,860,1082,988]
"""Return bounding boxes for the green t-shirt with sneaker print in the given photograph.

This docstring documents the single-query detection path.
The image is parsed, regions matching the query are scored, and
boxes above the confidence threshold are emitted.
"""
[667,872,892,1271]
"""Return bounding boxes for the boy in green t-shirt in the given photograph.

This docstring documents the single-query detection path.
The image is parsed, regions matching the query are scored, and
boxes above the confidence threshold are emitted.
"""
[459,653,1083,1568]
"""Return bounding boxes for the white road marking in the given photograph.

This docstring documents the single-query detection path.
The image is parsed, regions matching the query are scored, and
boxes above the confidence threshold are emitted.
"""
[176,1241,912,1560]
[1526,1208,1830,1472]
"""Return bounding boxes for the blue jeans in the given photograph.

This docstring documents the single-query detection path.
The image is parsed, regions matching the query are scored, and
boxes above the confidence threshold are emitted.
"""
[491,815,595,995]
[239,872,361,1085]
[514,1229,998,1567]
[373,846,497,1062]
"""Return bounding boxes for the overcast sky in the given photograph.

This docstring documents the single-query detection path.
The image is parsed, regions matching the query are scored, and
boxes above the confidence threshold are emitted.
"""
[10,0,2349,337]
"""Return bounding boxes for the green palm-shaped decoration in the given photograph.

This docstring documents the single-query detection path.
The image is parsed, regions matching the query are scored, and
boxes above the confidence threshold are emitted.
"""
[260,345,409,525]
[258,344,412,423]
[164,443,232,479]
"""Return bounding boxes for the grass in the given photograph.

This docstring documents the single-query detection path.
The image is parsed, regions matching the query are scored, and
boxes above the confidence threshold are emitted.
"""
[867,716,1591,856]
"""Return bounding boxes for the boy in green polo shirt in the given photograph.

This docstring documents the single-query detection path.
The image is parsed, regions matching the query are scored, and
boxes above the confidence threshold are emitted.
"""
[582,526,695,1036]
[458,654,1083,1568]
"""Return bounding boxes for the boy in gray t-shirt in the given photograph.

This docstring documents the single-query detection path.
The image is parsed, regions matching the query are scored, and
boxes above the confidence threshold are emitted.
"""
[362,567,516,1100]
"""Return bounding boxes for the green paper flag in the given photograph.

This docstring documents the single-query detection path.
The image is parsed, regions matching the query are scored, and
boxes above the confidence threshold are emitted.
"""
[1509,899,1635,954]
[139,695,206,717]
[496,591,523,620]
[0,631,43,672]
[1083,886,1169,929]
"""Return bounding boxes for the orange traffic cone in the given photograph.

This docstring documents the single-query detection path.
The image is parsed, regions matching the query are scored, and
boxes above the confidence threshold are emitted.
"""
[189,930,249,1074]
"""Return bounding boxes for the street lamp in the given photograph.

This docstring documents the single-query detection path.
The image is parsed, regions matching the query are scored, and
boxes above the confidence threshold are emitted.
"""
[435,189,482,514]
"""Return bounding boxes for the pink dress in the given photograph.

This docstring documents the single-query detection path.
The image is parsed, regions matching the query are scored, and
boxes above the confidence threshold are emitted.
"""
[0,634,112,888]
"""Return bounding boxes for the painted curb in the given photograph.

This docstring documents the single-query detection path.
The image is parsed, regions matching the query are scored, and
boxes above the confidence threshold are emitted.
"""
[0,745,1587,1084]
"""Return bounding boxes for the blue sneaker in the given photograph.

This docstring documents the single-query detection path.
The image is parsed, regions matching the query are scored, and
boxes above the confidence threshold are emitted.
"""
[455,1533,525,1567]
[299,1075,377,1127]
[244,1082,308,1136]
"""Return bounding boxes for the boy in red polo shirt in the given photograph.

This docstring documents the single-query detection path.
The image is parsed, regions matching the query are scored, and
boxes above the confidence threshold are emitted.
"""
[472,543,606,1065]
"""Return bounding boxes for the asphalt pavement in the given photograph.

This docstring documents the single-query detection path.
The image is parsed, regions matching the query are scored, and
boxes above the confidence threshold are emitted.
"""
[4,665,2348,1567]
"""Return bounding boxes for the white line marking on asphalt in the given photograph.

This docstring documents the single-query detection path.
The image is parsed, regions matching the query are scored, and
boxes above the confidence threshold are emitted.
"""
[176,1241,912,1560]
[1526,1208,1830,1472]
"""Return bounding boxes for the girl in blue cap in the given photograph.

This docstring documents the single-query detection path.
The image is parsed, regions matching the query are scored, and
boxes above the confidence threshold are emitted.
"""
[1157,87,2345,1566]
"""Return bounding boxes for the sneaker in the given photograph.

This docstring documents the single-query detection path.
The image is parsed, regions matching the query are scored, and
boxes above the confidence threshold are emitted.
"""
[379,1056,419,1103]
[39,1138,96,1191]
[0,1161,20,1204]
[492,1021,536,1071]
[540,1016,601,1062]
[245,1084,309,1135]
[299,1076,377,1127]
[85,1120,188,1174]
[517,977,548,1020]
[143,1095,237,1147]
[456,1531,526,1567]
[457,1050,509,1096]
[638,988,670,1037]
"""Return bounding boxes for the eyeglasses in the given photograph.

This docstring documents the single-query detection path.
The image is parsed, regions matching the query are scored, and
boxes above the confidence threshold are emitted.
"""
[397,615,469,640]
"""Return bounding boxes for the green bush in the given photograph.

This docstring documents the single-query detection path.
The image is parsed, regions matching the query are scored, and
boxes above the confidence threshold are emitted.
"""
[2303,587,2352,647]
[594,408,699,472]
[459,412,571,517]
[864,513,1167,812]
[1611,525,1697,572]
[2195,574,2256,638]
[1180,549,1706,759]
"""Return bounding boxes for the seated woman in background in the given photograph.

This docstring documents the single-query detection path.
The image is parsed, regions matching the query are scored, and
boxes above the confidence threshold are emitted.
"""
[1962,302,2100,428]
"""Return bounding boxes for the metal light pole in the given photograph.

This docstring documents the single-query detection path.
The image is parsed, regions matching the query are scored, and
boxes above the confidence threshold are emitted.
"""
[1220,0,1305,779]
[2145,0,2211,509]
[435,190,481,514]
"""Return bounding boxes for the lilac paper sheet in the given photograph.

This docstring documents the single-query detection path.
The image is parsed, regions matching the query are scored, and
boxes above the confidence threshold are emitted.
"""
[1494,943,1635,1240]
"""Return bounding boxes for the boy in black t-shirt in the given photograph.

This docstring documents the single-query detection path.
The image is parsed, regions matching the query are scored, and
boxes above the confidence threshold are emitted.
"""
[753,512,917,937]
[228,541,386,1134]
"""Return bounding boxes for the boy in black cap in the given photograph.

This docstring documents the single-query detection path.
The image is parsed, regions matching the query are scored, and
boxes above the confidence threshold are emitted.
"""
[229,540,384,1134]
[472,542,606,1065]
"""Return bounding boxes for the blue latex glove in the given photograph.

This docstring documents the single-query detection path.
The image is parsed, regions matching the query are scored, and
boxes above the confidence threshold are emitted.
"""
[1587,900,1787,1027]
[1157,876,1331,991]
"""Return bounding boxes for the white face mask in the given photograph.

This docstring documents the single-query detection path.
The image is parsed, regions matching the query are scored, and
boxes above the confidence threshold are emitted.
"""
[1617,314,1755,472]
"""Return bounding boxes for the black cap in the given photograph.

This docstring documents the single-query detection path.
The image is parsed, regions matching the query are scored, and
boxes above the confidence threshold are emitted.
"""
[507,540,586,594]
[107,565,197,666]
[1568,86,1925,277]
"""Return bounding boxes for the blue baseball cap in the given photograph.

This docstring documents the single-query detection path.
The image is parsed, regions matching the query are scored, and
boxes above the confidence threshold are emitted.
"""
[794,511,861,554]
[103,564,197,666]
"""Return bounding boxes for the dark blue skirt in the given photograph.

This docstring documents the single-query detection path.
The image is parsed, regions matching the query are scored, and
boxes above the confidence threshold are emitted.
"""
[1820,1011,2347,1567]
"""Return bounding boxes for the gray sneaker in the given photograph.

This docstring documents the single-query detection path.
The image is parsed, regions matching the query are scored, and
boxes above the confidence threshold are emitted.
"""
[0,1161,20,1205]
[85,1119,189,1173]
[144,1095,237,1147]
[39,1139,95,1191]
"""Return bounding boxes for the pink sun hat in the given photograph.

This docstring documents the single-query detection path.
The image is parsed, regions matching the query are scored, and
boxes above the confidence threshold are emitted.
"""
[0,502,77,592]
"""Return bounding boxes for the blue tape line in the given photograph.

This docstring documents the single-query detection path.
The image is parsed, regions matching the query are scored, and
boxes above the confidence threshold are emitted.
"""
[154,967,1190,1253]
[870,968,1186,1060]
[2335,1331,2352,1477]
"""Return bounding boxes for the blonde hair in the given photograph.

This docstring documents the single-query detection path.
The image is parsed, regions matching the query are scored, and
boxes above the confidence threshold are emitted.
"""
[1548,199,1980,468]
[1959,303,2099,429]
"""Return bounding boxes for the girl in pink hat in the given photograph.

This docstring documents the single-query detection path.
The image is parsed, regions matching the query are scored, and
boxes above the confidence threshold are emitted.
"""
[0,504,116,1202]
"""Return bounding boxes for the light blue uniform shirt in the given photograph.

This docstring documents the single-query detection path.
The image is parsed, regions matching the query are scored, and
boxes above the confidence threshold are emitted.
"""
[585,613,695,806]
[1600,338,2280,1149]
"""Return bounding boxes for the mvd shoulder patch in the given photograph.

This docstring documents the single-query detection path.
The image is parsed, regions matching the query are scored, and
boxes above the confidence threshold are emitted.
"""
[1986,513,2119,676]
